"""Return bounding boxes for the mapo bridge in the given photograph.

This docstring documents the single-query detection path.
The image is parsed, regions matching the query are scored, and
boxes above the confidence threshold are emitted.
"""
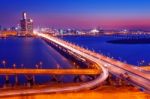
[37,33,150,93]
[0,32,150,96]
[0,32,109,97]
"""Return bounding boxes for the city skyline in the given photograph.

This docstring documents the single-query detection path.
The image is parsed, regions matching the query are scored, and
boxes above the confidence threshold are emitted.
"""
[0,0,150,98]
[0,0,150,30]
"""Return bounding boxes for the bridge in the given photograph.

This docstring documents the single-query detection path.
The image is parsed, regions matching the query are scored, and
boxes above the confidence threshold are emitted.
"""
[0,33,109,97]
[0,32,150,96]
[37,33,150,91]
[140,66,150,71]
[0,69,100,75]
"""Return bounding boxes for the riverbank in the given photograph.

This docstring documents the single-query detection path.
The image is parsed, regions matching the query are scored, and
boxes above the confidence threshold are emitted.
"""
[0,85,149,99]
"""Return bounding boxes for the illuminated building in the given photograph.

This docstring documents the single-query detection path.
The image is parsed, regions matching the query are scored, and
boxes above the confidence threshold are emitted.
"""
[20,12,33,36]
[89,28,100,35]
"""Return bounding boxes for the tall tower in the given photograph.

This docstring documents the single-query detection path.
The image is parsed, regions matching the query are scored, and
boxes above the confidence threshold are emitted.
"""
[23,12,27,20]
[21,12,27,31]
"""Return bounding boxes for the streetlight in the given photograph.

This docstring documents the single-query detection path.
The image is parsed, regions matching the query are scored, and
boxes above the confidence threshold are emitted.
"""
[13,64,16,69]
[2,60,6,68]
[12,63,18,85]
[21,64,24,68]
[56,64,60,69]
[39,61,43,69]
[35,64,39,69]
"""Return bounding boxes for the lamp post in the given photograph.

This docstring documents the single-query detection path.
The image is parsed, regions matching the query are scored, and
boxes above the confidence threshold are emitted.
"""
[2,60,6,68]
[35,64,39,69]
[39,61,43,69]
[13,64,18,86]
[13,64,16,69]
[21,64,24,69]
[1,61,10,87]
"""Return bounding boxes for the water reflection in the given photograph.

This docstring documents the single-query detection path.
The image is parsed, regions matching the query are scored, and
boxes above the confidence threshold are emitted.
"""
[62,35,150,66]
[0,37,74,86]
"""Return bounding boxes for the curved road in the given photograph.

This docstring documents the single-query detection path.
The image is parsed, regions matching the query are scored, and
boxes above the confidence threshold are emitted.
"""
[0,33,109,97]
[1,32,150,96]
[0,65,108,97]
[38,33,150,93]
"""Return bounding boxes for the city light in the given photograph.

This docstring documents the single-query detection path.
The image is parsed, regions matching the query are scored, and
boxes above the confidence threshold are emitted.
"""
[0,0,150,99]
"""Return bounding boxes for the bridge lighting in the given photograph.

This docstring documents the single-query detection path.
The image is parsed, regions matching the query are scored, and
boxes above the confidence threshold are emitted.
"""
[35,64,39,69]
[39,61,43,65]
[2,60,6,68]
[33,30,39,35]
[25,32,150,93]
[21,64,24,68]
[56,64,60,69]
[13,64,16,68]
[141,60,145,64]
[39,61,43,68]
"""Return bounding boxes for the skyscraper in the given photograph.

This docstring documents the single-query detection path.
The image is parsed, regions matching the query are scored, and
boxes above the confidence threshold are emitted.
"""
[20,12,33,36]
[23,12,27,19]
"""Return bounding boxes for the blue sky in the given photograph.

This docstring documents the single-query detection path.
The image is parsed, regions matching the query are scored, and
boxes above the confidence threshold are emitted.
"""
[0,0,150,29]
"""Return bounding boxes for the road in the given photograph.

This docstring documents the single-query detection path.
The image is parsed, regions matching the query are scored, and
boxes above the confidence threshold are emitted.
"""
[38,33,150,93]
[0,68,100,75]
[0,32,150,96]
[0,33,109,97]
[140,66,150,71]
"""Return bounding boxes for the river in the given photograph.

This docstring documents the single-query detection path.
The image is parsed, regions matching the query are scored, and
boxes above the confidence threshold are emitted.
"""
[0,37,74,86]
[62,35,150,66]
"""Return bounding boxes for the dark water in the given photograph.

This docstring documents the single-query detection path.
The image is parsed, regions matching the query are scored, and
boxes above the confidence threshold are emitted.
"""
[62,35,150,66]
[1,35,150,86]
[0,37,74,86]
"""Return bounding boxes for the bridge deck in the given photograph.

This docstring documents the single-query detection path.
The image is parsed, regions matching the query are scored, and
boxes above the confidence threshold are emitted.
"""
[140,66,150,71]
[0,69,100,75]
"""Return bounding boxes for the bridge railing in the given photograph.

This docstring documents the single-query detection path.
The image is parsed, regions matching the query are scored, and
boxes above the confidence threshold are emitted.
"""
[42,33,150,79]
[0,69,100,75]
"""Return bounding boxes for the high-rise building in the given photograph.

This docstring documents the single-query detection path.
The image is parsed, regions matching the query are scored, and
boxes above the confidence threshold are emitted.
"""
[23,12,27,19]
[26,18,33,33]
[20,12,33,35]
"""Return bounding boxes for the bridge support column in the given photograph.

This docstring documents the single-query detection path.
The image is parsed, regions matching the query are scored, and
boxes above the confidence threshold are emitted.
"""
[51,75,61,83]
[15,75,19,86]
[3,75,11,88]
[25,75,35,87]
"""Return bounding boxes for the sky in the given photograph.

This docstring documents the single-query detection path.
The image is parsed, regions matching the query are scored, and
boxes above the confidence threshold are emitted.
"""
[0,0,150,30]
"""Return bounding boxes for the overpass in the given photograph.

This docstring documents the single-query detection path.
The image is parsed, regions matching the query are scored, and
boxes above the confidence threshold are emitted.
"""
[0,69,100,75]
[37,33,150,92]
[0,32,150,96]
[140,66,150,71]
[0,32,109,97]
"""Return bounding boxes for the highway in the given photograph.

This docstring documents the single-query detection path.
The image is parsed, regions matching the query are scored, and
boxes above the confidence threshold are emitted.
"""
[0,65,107,97]
[0,32,150,96]
[37,33,150,92]
[0,68,100,75]
[140,66,150,72]
[0,33,109,97]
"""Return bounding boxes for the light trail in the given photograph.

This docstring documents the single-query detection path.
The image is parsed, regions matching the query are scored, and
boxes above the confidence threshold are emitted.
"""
[38,33,150,93]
